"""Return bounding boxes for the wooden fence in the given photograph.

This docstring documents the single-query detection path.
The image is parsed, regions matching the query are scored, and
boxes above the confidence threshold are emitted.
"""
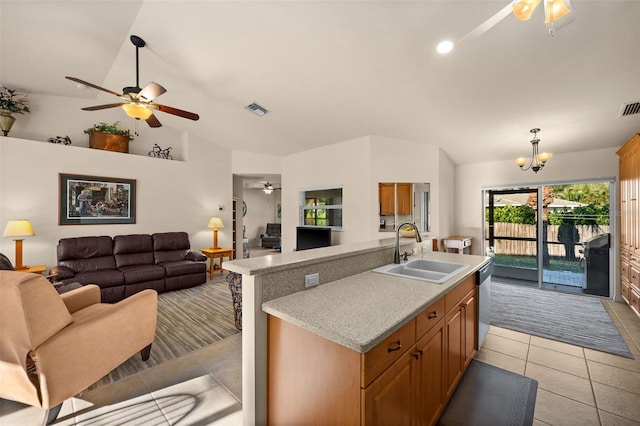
[486,223,610,257]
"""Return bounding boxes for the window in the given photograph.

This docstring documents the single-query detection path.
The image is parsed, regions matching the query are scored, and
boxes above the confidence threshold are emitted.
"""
[300,186,343,229]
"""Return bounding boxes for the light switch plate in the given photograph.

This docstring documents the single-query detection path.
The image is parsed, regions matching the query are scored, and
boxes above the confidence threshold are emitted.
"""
[305,273,320,288]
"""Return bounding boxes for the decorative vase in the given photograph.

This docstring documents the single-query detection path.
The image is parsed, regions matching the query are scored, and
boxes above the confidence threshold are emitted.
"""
[88,131,129,153]
[0,111,16,136]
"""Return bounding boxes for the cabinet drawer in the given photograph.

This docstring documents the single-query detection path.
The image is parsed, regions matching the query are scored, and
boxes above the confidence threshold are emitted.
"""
[361,319,416,388]
[445,276,475,313]
[622,281,630,304]
[621,262,630,282]
[631,288,640,316]
[630,266,640,288]
[416,296,445,339]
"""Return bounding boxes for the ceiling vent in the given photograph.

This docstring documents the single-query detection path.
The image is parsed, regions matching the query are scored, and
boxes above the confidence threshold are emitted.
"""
[619,101,640,117]
[245,102,269,117]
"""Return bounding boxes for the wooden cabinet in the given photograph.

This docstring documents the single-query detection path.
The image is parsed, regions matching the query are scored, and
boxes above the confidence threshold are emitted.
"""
[396,183,412,215]
[379,183,395,216]
[379,183,412,216]
[617,134,640,318]
[267,275,477,426]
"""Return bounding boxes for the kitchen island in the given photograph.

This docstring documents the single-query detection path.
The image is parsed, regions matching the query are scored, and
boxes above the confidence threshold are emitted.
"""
[224,237,489,426]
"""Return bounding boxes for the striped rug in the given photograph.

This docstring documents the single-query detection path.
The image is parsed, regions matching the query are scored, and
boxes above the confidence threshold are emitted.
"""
[491,281,633,358]
[90,277,240,390]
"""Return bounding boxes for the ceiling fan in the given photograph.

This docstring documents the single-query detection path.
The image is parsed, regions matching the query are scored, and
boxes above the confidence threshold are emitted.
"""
[458,0,573,44]
[66,35,199,128]
[262,182,281,194]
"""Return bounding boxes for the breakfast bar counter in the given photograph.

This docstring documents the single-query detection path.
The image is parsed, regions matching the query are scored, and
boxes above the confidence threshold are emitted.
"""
[262,251,490,353]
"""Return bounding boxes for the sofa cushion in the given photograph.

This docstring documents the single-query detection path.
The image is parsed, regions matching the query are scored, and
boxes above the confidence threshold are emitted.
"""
[68,270,124,288]
[113,234,155,268]
[118,264,166,285]
[160,260,206,277]
[152,232,191,263]
[57,236,116,273]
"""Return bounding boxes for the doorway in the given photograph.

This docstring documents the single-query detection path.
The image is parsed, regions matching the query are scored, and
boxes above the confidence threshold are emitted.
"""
[484,181,613,297]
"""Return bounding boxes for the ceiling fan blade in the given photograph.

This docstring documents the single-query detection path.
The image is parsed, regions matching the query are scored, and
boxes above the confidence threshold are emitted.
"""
[153,103,200,121]
[146,113,162,128]
[458,3,513,44]
[81,103,125,111]
[66,76,121,97]
[139,82,166,102]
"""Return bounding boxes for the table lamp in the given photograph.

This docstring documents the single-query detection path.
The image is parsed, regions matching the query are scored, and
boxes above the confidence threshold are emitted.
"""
[207,217,224,249]
[2,219,35,270]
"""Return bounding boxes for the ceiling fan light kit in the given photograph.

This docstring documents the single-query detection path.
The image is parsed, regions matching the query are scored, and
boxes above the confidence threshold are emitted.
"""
[66,35,199,128]
[512,0,571,23]
[514,128,553,173]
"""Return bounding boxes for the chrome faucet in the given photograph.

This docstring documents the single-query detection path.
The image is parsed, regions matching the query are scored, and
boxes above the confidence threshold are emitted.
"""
[394,222,422,264]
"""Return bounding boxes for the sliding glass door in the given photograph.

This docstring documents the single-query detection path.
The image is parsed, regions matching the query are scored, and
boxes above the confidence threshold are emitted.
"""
[484,181,613,297]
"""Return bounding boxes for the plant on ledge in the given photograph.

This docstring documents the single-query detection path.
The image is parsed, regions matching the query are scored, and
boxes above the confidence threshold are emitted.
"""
[0,86,31,114]
[84,122,134,141]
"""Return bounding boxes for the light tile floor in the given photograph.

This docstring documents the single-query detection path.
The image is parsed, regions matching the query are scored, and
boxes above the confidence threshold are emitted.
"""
[476,300,640,426]
[2,300,639,425]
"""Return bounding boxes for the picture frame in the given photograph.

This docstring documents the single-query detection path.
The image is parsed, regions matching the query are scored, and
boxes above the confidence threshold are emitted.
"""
[59,173,136,225]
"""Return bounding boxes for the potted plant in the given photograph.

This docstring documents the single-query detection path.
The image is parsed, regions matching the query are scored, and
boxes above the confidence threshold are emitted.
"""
[0,85,30,136]
[84,121,134,153]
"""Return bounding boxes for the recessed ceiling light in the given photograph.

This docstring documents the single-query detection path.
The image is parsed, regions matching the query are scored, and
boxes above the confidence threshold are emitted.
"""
[436,40,454,54]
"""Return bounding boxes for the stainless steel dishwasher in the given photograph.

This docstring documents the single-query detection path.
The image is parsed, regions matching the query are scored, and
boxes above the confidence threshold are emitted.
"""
[476,259,493,349]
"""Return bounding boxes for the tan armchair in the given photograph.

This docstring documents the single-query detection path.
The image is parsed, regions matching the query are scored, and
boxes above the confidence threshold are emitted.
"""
[0,271,157,425]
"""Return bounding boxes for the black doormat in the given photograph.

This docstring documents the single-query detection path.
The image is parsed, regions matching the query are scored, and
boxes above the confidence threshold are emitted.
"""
[438,360,538,426]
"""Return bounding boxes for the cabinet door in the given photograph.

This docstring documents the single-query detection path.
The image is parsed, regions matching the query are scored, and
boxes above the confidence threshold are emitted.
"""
[362,348,415,426]
[445,306,464,399]
[416,318,445,426]
[379,183,395,216]
[462,289,477,369]
[397,183,412,215]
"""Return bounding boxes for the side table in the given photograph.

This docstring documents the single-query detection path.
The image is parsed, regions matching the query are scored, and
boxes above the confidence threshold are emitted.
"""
[201,248,234,280]
[442,236,472,254]
[16,264,47,275]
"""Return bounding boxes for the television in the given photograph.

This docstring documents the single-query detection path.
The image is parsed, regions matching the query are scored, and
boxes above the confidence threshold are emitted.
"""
[296,227,332,251]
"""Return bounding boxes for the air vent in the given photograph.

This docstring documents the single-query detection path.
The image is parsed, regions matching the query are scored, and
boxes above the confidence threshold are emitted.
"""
[619,101,640,117]
[245,102,269,117]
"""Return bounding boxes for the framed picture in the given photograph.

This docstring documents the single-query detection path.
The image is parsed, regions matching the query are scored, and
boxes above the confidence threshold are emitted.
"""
[59,173,136,225]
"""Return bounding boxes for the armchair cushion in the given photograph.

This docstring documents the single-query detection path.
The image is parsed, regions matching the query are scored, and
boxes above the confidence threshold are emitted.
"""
[60,284,101,313]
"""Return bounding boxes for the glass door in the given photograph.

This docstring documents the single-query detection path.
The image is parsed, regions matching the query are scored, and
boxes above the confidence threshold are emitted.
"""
[485,187,539,286]
[484,181,612,296]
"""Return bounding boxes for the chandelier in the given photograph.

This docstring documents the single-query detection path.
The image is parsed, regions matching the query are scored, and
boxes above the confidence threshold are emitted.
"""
[514,128,553,173]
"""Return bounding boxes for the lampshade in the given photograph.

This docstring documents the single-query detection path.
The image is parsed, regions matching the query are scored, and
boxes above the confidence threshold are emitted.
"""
[536,152,553,163]
[512,0,542,20]
[544,0,571,23]
[207,217,224,229]
[514,157,529,167]
[122,103,153,120]
[3,219,35,238]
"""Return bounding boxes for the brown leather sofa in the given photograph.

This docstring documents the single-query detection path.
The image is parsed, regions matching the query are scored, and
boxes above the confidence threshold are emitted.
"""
[0,271,157,425]
[55,232,207,303]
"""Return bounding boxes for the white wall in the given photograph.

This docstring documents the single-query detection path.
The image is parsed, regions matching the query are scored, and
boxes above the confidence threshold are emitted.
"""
[455,146,620,256]
[280,135,452,252]
[0,135,232,268]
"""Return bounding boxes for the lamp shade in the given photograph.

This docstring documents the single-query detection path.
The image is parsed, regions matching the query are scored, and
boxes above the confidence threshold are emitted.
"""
[3,220,35,238]
[513,0,542,20]
[514,157,529,167]
[536,152,553,163]
[122,103,153,120]
[207,217,224,229]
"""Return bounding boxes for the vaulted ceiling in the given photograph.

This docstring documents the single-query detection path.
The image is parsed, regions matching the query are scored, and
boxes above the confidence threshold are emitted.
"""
[2,1,639,165]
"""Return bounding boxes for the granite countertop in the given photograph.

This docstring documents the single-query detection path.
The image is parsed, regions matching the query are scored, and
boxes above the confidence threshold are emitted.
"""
[262,251,490,353]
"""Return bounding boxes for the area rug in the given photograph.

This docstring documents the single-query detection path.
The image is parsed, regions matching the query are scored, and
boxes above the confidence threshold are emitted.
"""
[438,359,537,426]
[90,277,240,390]
[491,281,633,358]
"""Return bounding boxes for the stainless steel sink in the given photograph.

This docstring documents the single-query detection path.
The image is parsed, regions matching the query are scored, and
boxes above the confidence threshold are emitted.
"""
[372,259,469,284]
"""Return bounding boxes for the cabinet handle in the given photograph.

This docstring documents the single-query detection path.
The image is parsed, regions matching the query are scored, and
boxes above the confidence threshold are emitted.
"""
[387,340,402,352]
[428,311,438,319]
[412,352,420,359]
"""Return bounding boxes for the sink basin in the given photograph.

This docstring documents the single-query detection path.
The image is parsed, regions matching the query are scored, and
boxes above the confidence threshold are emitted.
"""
[372,259,469,284]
